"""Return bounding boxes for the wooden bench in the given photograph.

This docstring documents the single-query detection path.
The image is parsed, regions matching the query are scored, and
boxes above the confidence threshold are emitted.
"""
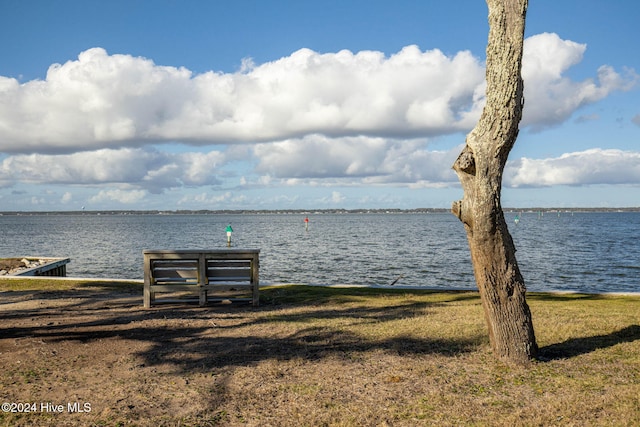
[143,249,260,308]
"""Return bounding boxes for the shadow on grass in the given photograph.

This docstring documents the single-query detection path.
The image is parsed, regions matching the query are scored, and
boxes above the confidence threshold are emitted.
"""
[539,325,640,360]
[260,284,480,305]
[0,284,484,373]
[527,292,619,302]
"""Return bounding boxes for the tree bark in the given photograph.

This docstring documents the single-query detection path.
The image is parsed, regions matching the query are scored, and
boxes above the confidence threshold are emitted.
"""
[451,0,537,365]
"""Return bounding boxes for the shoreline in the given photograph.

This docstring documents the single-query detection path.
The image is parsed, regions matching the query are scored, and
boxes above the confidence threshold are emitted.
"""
[1,207,640,216]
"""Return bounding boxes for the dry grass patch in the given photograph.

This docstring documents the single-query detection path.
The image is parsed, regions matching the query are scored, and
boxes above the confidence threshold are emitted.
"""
[0,281,638,426]
[0,277,142,292]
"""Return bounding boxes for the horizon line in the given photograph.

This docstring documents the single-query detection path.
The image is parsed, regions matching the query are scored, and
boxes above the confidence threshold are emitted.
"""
[1,207,639,215]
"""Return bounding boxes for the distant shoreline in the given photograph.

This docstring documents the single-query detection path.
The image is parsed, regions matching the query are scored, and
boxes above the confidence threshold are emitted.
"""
[1,207,639,216]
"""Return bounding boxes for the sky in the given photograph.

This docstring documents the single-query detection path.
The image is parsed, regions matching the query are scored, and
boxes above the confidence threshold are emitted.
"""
[0,0,638,211]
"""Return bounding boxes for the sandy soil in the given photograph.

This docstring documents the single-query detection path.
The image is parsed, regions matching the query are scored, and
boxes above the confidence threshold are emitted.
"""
[1,286,269,426]
[3,284,460,427]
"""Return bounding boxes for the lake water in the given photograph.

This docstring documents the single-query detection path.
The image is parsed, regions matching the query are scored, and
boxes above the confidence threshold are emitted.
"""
[1,212,638,294]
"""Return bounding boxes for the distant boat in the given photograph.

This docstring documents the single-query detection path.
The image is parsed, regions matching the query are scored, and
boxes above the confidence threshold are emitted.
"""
[514,213,520,225]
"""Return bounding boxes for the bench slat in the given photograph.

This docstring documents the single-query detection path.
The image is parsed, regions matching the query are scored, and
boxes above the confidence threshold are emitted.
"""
[152,259,198,267]
[153,278,199,284]
[150,284,203,292]
[153,268,197,275]
[207,260,251,267]
[206,284,253,290]
[208,268,250,278]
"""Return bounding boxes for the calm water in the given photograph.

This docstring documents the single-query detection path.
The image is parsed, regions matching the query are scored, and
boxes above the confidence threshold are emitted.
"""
[1,212,638,294]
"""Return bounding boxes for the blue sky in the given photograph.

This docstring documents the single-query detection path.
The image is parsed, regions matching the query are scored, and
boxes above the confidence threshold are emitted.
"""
[0,0,638,211]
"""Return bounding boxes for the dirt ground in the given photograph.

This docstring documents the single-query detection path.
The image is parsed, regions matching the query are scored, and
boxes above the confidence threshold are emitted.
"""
[1,285,276,426]
[3,285,450,427]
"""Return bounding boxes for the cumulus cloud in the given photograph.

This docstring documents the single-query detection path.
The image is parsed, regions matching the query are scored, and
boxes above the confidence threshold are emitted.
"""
[253,135,390,179]
[0,34,637,205]
[0,147,225,193]
[177,191,247,206]
[521,33,638,130]
[505,149,640,187]
[2,34,632,155]
[0,49,194,153]
[89,188,147,204]
[252,135,459,185]
[4,137,638,196]
[61,192,73,203]
[317,191,346,205]
[0,46,476,152]
[0,46,485,153]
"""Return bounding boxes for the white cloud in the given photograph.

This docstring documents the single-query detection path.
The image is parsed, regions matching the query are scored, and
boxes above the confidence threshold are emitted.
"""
[318,191,346,205]
[89,188,147,204]
[0,147,225,193]
[177,191,247,207]
[331,191,345,203]
[3,34,631,155]
[61,192,73,203]
[4,135,460,195]
[2,138,638,198]
[521,33,638,130]
[505,148,640,187]
[252,135,460,186]
[0,48,193,153]
[0,34,637,208]
[253,135,390,178]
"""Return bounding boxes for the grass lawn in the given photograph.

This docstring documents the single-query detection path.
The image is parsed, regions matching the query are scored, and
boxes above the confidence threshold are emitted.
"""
[0,279,638,426]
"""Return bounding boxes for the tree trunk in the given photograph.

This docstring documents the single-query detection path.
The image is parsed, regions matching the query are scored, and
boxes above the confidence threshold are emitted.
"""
[451,0,537,365]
